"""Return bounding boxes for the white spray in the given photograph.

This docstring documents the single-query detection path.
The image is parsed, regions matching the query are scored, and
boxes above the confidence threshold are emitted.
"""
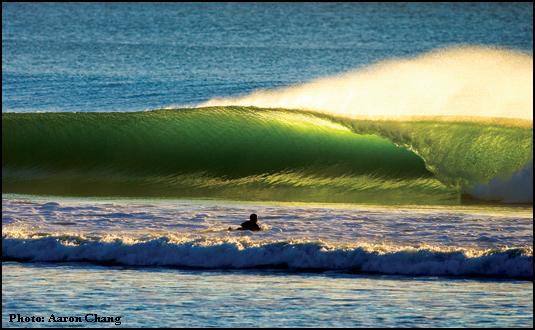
[202,47,533,203]
[469,162,533,204]
[202,46,533,120]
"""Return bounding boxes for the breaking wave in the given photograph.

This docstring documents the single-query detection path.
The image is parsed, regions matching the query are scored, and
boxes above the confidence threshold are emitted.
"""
[202,47,533,120]
[2,107,532,204]
[2,233,532,279]
[3,47,533,204]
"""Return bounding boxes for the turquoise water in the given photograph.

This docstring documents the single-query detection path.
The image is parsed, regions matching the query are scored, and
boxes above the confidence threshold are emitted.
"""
[2,263,532,328]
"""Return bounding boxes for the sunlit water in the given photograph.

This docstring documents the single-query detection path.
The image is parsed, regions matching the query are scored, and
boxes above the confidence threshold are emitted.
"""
[2,2,533,328]
[2,195,533,327]
[2,3,532,113]
[2,196,533,249]
[2,263,533,328]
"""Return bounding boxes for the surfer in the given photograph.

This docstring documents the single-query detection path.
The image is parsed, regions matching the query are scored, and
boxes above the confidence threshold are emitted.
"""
[229,213,262,231]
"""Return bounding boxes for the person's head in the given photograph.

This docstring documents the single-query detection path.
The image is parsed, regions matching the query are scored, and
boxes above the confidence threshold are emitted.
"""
[249,213,257,223]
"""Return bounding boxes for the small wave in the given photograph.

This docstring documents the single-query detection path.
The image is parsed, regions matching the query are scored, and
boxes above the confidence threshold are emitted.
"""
[2,234,532,279]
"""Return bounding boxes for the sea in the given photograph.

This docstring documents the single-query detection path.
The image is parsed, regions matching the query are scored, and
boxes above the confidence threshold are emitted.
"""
[2,2,533,328]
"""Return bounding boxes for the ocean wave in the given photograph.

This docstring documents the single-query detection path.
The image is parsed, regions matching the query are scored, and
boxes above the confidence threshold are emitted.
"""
[201,47,533,120]
[3,46,533,204]
[2,234,532,279]
[469,162,533,204]
[2,107,532,204]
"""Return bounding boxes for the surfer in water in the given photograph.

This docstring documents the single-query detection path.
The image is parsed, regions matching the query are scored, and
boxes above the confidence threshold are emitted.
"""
[229,213,262,231]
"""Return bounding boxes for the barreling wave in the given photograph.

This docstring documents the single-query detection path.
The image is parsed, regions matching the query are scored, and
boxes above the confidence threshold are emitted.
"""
[2,233,532,280]
[2,107,533,204]
[3,47,533,204]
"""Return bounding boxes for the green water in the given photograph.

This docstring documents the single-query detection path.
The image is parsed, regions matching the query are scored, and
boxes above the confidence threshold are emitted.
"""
[2,107,532,204]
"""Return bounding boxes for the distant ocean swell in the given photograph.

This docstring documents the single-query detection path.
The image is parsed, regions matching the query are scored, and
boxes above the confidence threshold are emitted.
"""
[2,107,532,204]
[2,234,532,279]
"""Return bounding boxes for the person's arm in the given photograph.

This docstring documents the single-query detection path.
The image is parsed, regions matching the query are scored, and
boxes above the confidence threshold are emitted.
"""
[229,223,246,231]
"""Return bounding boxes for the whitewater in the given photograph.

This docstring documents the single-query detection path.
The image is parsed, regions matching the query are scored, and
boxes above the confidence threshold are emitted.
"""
[3,3,533,327]
[3,48,533,283]
[5,47,532,204]
[3,47,533,280]
[2,196,532,279]
[199,47,534,204]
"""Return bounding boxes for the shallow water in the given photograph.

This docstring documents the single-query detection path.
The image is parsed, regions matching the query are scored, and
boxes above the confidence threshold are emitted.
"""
[2,195,533,327]
[2,262,532,328]
[3,195,533,249]
[2,195,533,279]
[2,3,533,327]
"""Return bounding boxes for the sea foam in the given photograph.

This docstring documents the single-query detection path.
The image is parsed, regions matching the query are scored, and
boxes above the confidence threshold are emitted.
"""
[2,234,532,279]
[468,162,533,204]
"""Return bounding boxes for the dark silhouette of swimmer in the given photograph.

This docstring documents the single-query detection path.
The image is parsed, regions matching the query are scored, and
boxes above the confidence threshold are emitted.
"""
[229,213,261,231]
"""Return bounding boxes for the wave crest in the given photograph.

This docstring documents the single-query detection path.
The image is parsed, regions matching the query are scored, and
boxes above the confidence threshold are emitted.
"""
[202,47,533,120]
[3,108,532,204]
[3,234,532,279]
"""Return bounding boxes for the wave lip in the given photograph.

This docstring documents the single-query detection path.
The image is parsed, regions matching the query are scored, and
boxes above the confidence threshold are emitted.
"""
[201,46,533,120]
[3,107,532,204]
[2,235,532,280]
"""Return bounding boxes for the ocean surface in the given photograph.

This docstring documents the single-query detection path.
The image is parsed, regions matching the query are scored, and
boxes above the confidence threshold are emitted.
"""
[3,263,533,327]
[2,2,533,113]
[2,196,534,327]
[2,2,533,328]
